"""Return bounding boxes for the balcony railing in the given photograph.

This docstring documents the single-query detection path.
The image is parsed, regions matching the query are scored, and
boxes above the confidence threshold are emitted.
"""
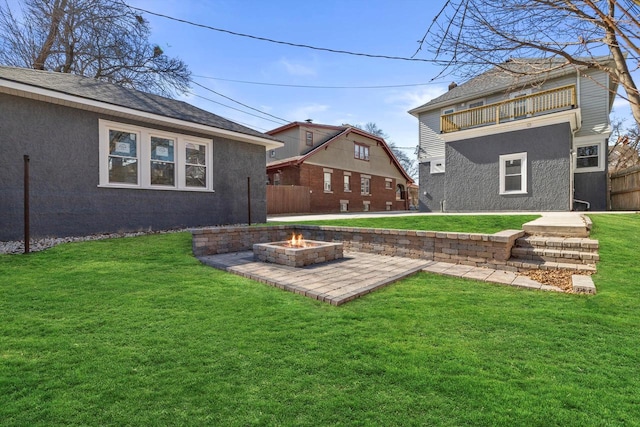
[441,84,577,133]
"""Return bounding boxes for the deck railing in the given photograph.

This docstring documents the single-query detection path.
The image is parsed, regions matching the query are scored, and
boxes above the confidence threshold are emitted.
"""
[441,84,577,133]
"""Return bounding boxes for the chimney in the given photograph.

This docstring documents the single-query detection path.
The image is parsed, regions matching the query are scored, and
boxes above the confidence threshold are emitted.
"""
[448,82,457,91]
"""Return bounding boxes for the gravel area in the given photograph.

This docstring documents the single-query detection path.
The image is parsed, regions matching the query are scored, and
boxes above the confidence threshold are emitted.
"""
[0,229,191,255]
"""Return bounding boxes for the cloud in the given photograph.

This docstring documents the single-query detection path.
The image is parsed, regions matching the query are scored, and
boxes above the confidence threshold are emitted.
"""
[286,103,330,121]
[278,59,317,76]
[386,85,449,110]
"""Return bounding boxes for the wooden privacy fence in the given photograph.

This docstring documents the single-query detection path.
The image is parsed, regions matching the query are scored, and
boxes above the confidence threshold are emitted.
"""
[610,165,640,210]
[267,185,311,215]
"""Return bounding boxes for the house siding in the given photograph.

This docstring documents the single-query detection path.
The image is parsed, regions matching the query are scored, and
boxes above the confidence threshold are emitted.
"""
[443,123,572,211]
[574,172,608,210]
[418,112,445,161]
[0,93,267,240]
[576,68,611,137]
[418,162,445,212]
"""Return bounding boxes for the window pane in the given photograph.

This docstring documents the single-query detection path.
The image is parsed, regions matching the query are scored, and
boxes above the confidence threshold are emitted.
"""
[151,161,175,186]
[505,159,521,175]
[186,165,206,187]
[354,145,360,159]
[577,145,598,157]
[577,157,599,168]
[109,157,138,184]
[151,137,175,161]
[109,130,137,157]
[186,143,206,165]
[344,176,350,191]
[504,175,521,192]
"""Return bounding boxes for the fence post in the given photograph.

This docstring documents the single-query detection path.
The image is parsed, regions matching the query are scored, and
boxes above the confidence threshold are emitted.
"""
[24,155,30,254]
[247,176,251,226]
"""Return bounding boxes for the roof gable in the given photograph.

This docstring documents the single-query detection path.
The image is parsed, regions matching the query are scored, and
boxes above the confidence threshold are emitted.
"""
[267,124,414,183]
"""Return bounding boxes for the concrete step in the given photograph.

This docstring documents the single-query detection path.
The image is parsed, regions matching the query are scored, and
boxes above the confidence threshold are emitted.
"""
[506,259,597,273]
[522,214,592,238]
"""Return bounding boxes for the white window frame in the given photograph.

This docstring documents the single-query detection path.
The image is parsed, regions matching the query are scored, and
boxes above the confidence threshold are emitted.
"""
[340,200,349,212]
[361,175,371,195]
[441,106,455,115]
[99,120,213,192]
[430,157,445,174]
[574,137,605,173]
[323,171,332,192]
[499,152,528,195]
[343,174,351,192]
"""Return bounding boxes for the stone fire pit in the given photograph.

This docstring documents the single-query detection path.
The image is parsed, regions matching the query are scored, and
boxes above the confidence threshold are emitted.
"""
[253,234,343,267]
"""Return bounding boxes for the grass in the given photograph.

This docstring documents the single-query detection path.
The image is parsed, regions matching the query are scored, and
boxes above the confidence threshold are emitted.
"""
[269,214,540,234]
[1,214,640,425]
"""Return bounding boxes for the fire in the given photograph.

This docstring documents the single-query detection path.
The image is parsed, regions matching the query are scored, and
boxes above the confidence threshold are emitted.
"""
[287,233,306,248]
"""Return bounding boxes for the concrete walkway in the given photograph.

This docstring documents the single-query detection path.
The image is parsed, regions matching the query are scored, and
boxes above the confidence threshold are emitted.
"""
[198,251,562,306]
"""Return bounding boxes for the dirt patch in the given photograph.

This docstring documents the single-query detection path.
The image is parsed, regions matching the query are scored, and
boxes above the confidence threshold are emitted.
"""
[519,269,594,292]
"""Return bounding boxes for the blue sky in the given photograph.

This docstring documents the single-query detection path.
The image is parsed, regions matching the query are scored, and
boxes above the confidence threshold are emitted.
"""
[124,0,457,155]
[5,0,636,155]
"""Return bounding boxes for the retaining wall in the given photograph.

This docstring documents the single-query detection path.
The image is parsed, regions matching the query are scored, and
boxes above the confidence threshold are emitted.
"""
[191,225,525,269]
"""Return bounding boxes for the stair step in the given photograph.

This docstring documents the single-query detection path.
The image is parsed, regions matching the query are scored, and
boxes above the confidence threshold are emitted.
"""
[511,247,599,263]
[515,236,599,251]
[507,259,597,273]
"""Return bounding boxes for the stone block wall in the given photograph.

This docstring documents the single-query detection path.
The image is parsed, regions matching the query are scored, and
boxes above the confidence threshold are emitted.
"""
[192,225,524,269]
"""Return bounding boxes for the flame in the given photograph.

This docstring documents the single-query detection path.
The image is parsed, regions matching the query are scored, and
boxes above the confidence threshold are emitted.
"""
[288,233,306,248]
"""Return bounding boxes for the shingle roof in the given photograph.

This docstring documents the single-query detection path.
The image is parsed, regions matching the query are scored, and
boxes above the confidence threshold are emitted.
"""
[409,56,614,114]
[0,66,275,141]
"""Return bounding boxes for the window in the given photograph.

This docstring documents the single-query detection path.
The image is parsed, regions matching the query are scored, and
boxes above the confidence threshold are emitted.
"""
[305,131,313,146]
[442,107,455,115]
[499,152,528,195]
[361,176,370,195]
[396,184,405,200]
[184,142,208,188]
[324,172,332,192]
[468,99,484,109]
[340,200,348,212]
[363,201,370,212]
[430,157,445,174]
[574,139,605,172]
[151,136,175,186]
[385,178,393,189]
[386,202,393,211]
[354,143,370,161]
[269,149,276,158]
[100,120,212,191]
[108,129,139,184]
[343,175,351,192]
[273,173,281,186]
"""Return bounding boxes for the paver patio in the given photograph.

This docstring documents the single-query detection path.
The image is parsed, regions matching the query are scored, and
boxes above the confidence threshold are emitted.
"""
[198,250,564,305]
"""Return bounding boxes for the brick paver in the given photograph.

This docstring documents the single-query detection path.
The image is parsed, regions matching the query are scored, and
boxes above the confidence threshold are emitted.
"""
[198,250,569,305]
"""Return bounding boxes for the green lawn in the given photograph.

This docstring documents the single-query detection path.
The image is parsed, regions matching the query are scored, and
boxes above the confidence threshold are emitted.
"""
[1,214,639,426]
[269,213,540,234]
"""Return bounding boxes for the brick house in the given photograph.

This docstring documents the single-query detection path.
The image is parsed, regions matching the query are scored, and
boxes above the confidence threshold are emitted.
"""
[266,122,414,213]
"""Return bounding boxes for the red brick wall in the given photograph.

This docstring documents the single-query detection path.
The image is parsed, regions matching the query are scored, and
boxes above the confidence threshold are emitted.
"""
[268,163,407,213]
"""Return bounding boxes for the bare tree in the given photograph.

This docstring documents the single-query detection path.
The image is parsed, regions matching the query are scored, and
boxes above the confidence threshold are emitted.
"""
[0,0,190,97]
[609,118,640,172]
[416,0,640,125]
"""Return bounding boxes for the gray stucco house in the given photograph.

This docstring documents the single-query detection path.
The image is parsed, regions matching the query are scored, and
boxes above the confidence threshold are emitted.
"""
[0,66,282,241]
[409,57,617,212]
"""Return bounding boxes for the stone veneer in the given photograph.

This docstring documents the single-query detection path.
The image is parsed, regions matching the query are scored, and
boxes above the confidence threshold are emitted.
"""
[253,240,344,267]
[192,225,524,269]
